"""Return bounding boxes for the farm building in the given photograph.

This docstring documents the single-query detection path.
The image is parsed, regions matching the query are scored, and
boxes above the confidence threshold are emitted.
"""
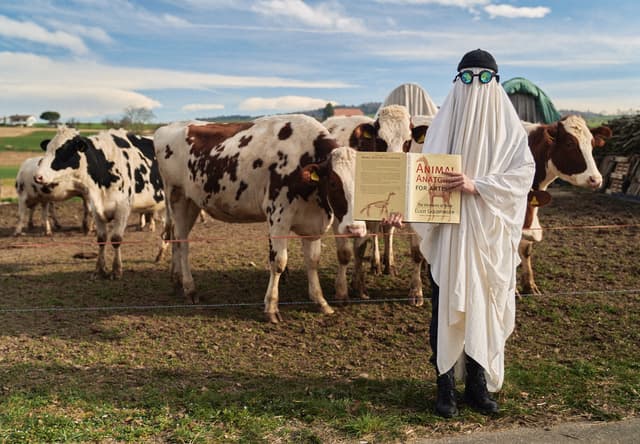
[332,107,364,117]
[502,77,560,124]
[1,114,37,126]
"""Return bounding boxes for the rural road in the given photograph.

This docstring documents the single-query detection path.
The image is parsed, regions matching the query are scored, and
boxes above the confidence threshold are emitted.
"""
[416,418,640,443]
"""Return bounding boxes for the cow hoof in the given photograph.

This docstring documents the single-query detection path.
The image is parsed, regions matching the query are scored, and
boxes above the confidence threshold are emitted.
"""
[408,292,424,307]
[265,311,283,323]
[383,266,397,277]
[110,271,123,281]
[319,304,334,315]
[333,295,350,306]
[13,231,24,237]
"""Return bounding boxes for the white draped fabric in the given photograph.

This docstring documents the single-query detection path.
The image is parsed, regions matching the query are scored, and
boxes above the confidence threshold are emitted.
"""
[376,82,439,117]
[412,68,535,391]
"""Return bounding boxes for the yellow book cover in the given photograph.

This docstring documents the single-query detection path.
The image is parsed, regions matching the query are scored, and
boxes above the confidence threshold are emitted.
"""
[354,152,461,223]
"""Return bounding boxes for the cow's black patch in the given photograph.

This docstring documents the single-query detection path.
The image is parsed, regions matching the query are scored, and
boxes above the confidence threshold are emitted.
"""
[239,135,252,148]
[253,158,263,169]
[165,145,174,159]
[126,133,155,161]
[278,122,293,140]
[82,138,120,189]
[112,135,131,148]
[134,164,148,194]
[51,137,83,171]
[235,181,248,200]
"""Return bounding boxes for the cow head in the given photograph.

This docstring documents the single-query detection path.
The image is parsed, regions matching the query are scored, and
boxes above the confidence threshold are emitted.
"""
[301,146,366,237]
[350,105,413,153]
[407,115,433,153]
[530,115,612,190]
[34,125,83,186]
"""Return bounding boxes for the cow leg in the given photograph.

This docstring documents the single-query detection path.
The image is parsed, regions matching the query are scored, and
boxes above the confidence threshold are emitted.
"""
[303,237,334,315]
[370,230,382,275]
[171,195,201,303]
[351,236,370,300]
[265,236,288,323]
[408,232,424,306]
[49,203,62,231]
[42,202,53,236]
[383,224,397,276]
[518,239,540,295]
[94,217,110,279]
[27,205,36,230]
[13,197,30,236]
[334,234,353,301]
[137,212,146,231]
[81,197,94,235]
[109,206,131,280]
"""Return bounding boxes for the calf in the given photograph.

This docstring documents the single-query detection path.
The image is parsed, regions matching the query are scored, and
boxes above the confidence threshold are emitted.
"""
[519,115,612,294]
[323,109,431,303]
[14,156,92,236]
[154,115,366,323]
[34,126,165,279]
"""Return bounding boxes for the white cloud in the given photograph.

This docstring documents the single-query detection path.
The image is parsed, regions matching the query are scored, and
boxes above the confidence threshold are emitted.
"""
[239,96,338,112]
[182,103,225,112]
[0,52,353,90]
[0,52,351,119]
[374,0,489,8]
[252,0,366,33]
[484,4,550,19]
[46,20,114,44]
[0,15,89,55]
[0,84,160,119]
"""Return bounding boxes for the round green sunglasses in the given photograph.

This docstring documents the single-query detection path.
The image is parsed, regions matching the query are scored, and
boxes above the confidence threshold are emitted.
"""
[454,70,499,84]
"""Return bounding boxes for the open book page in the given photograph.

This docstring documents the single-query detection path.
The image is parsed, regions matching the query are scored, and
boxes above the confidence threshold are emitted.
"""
[406,153,461,223]
[354,152,407,221]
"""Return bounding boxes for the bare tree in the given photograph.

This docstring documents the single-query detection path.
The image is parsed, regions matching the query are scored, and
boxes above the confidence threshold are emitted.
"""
[121,106,155,132]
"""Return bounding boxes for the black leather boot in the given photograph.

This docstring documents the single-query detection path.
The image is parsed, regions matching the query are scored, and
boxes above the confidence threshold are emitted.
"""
[435,369,458,418]
[464,357,499,414]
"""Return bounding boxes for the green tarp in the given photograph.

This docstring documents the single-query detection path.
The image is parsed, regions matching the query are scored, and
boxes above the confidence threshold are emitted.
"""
[502,77,561,124]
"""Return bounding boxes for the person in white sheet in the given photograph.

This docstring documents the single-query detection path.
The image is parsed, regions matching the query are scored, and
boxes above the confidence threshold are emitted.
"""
[384,49,535,417]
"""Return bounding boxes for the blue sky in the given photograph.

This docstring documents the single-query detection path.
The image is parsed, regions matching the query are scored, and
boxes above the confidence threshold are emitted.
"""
[0,0,638,123]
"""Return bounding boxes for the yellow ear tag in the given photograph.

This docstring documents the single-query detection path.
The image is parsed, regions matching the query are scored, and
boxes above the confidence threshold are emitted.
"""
[363,131,373,139]
[310,171,320,182]
[417,135,425,144]
[530,196,539,206]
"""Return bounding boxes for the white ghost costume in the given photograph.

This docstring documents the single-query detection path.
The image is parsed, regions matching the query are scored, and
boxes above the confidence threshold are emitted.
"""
[412,68,535,391]
[376,82,439,117]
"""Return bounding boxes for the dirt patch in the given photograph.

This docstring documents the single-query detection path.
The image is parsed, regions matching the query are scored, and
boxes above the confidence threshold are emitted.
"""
[0,127,40,138]
[0,150,38,168]
[0,187,638,442]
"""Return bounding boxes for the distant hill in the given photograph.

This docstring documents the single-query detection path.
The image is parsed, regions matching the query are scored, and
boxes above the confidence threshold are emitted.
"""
[199,102,383,122]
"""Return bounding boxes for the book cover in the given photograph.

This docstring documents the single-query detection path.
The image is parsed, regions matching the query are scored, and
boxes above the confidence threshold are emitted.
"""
[354,152,461,223]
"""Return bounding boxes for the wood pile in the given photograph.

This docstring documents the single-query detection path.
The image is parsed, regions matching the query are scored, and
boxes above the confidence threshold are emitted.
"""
[599,154,640,197]
[595,114,640,198]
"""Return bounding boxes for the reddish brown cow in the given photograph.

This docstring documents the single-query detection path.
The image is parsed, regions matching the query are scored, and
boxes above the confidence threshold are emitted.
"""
[519,115,612,294]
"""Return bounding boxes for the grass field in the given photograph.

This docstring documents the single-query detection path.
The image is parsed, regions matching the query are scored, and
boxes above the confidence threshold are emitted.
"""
[0,189,638,443]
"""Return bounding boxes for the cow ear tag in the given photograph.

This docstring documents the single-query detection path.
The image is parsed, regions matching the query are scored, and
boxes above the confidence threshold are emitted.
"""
[528,190,552,207]
[416,134,425,144]
[310,171,320,182]
[362,130,373,139]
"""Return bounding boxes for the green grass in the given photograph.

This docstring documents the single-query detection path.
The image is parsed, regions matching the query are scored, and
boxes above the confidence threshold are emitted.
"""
[0,130,58,152]
[0,166,19,180]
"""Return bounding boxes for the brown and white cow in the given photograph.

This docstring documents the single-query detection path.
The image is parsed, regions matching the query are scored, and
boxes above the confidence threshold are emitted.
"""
[519,114,612,294]
[154,115,366,323]
[14,155,93,236]
[34,126,166,279]
[323,108,431,302]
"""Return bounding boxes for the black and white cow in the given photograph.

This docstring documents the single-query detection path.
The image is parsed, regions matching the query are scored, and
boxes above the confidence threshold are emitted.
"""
[14,155,92,236]
[519,115,612,294]
[34,126,165,279]
[154,115,366,323]
[323,108,431,304]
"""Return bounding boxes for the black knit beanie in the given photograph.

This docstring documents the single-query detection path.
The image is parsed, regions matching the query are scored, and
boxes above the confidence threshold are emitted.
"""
[457,49,498,72]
